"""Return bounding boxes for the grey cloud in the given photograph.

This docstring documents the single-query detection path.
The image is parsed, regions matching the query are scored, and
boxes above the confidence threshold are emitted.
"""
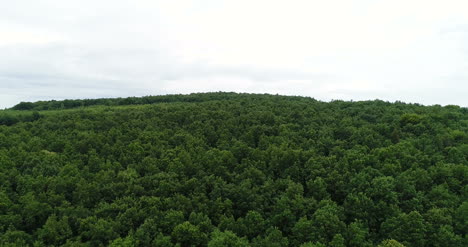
[1,41,334,108]
[438,24,468,35]
[159,64,333,82]
[1,1,468,108]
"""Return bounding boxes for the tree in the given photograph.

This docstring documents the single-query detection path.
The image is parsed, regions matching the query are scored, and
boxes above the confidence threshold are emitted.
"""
[306,177,329,201]
[346,220,372,247]
[109,235,136,247]
[18,192,52,231]
[242,210,266,239]
[207,230,249,247]
[299,242,326,247]
[79,216,118,246]
[329,234,345,247]
[380,211,426,247]
[12,101,35,110]
[291,217,314,245]
[377,239,406,247]
[171,221,207,247]
[37,215,72,246]
[252,227,289,247]
[310,200,346,243]
[0,228,33,246]
[454,202,468,235]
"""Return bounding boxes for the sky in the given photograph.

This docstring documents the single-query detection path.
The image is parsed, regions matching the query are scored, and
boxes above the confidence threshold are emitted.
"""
[1,0,468,108]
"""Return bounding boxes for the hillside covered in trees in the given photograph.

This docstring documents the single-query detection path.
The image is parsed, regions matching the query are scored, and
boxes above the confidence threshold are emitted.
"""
[0,92,467,246]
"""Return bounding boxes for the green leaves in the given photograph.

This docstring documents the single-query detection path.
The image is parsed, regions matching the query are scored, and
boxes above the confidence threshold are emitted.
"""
[172,221,207,247]
[37,215,72,246]
[208,230,249,247]
[0,93,467,245]
[380,211,426,247]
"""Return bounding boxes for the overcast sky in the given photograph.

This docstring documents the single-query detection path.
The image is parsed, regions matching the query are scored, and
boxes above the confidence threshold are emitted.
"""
[1,0,467,108]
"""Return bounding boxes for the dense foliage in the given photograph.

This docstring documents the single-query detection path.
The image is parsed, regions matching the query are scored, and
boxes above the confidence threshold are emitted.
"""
[0,92,467,246]
[10,93,257,111]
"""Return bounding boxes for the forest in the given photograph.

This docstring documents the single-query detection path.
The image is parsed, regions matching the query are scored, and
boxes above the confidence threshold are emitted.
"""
[0,92,467,246]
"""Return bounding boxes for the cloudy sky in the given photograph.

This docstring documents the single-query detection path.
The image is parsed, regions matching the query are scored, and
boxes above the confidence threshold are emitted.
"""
[1,0,467,108]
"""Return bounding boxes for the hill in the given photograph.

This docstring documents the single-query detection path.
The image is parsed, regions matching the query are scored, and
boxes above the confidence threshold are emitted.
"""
[0,92,467,246]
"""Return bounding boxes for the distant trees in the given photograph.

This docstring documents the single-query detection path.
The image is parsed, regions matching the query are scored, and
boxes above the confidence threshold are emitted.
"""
[11,101,34,110]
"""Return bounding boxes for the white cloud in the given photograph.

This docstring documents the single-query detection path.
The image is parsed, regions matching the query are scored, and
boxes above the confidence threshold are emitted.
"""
[0,0,467,108]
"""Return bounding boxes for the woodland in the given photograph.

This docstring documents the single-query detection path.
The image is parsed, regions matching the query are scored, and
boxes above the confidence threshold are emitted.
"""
[0,92,466,246]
